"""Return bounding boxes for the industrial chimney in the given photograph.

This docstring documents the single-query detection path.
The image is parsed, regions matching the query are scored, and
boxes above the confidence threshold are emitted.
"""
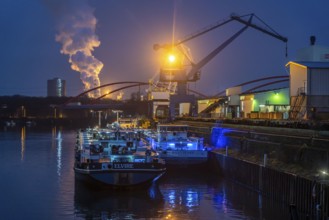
[310,35,316,45]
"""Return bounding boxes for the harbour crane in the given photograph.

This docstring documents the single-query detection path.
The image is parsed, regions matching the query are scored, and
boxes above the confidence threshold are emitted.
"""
[154,13,288,119]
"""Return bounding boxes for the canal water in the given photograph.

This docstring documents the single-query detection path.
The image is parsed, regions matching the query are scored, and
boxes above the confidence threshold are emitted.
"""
[0,127,291,220]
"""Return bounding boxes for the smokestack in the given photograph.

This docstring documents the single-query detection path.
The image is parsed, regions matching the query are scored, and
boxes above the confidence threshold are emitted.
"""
[310,36,316,46]
[54,0,103,97]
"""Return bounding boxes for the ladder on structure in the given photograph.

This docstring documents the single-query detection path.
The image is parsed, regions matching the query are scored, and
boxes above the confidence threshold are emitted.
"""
[289,88,306,119]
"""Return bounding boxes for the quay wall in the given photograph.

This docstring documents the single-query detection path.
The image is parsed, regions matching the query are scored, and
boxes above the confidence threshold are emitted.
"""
[209,153,329,220]
[176,119,329,219]
[177,120,329,179]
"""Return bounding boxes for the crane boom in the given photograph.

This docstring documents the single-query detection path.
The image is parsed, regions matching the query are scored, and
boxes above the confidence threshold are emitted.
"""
[186,22,250,81]
[153,18,234,51]
[176,18,234,46]
[153,13,288,96]
[153,13,288,120]
[184,13,288,80]
[231,14,288,43]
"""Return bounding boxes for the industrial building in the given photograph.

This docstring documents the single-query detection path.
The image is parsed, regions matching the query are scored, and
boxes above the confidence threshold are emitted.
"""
[195,36,329,121]
[286,36,329,120]
[47,78,66,97]
[240,87,290,119]
[197,86,290,120]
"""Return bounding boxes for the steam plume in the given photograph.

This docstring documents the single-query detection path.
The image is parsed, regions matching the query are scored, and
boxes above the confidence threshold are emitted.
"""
[55,0,103,97]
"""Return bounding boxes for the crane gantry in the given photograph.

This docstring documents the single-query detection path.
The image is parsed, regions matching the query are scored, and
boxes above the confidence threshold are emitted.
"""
[153,13,288,119]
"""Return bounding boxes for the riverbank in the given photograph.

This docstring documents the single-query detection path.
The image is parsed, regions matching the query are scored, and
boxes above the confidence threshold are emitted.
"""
[0,117,100,130]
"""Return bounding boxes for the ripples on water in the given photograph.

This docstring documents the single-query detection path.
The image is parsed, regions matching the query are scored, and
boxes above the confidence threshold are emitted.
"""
[0,127,290,220]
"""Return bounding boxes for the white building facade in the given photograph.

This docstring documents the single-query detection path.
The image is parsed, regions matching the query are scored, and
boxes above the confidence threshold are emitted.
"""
[287,37,329,119]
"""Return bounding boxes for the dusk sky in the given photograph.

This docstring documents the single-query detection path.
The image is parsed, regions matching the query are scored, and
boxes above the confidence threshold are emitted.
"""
[1,0,329,98]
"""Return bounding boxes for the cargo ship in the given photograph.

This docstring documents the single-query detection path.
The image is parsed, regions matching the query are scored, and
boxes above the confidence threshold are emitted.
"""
[74,127,166,188]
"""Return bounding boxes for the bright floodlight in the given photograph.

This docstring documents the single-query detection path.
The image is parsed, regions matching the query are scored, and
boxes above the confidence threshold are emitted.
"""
[168,54,176,63]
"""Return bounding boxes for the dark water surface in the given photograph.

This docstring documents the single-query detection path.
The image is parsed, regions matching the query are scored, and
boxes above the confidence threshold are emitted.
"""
[0,127,290,220]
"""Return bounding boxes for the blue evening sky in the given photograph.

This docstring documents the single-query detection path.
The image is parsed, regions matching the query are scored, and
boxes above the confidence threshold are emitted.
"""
[1,0,328,97]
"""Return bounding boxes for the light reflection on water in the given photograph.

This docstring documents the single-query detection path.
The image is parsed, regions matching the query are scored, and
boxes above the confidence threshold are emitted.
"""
[56,129,62,177]
[74,181,165,219]
[20,126,25,161]
[0,128,290,220]
[155,172,244,220]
